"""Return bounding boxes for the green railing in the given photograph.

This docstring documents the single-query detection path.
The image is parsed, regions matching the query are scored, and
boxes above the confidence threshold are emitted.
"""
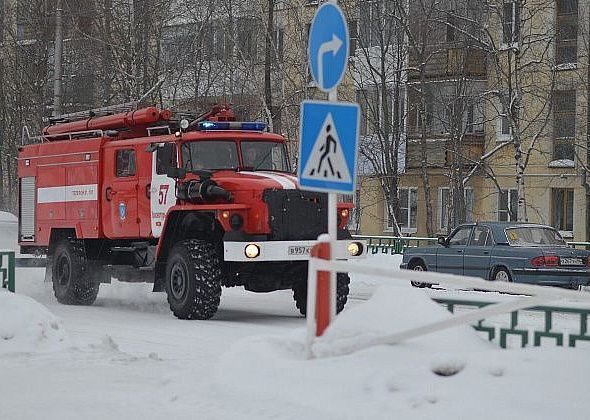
[0,251,15,292]
[353,234,590,255]
[353,235,438,254]
[433,297,590,348]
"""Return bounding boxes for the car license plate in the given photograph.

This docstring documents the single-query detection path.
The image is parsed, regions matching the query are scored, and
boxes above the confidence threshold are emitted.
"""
[288,246,311,256]
[560,257,583,266]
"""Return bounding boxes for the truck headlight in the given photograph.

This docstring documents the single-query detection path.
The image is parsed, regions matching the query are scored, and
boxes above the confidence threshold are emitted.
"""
[244,244,260,259]
[347,242,363,256]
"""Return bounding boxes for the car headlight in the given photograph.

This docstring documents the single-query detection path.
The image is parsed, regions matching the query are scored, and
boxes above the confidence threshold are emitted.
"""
[244,244,260,259]
[347,242,363,256]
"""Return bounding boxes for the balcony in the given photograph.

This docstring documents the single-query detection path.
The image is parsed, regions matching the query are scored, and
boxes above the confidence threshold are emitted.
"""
[404,133,485,169]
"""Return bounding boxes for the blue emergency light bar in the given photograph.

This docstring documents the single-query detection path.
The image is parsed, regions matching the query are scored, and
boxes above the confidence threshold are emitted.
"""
[197,121,267,131]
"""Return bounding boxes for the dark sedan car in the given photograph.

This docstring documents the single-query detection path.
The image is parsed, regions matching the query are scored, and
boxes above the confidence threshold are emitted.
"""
[401,222,590,288]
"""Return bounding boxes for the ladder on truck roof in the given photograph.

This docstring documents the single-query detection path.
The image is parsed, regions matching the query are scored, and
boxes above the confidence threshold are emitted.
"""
[44,101,139,125]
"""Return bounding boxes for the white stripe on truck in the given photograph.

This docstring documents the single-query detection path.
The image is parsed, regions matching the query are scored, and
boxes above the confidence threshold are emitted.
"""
[37,184,98,203]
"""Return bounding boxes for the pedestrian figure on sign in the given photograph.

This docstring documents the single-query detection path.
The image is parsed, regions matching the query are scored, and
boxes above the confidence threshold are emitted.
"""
[310,124,341,179]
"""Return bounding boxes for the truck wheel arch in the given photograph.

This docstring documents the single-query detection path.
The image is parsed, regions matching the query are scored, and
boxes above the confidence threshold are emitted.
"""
[153,210,223,292]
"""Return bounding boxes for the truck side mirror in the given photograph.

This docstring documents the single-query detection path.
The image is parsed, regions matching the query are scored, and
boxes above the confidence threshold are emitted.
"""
[167,167,186,179]
[437,236,448,247]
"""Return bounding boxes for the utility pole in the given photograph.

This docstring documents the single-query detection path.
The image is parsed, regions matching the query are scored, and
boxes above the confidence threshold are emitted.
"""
[52,0,64,117]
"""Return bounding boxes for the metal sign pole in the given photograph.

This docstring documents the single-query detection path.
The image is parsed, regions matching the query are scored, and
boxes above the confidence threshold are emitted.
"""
[328,89,338,321]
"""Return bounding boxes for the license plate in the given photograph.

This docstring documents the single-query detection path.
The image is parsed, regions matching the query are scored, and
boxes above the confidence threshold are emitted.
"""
[288,246,311,256]
[560,257,583,266]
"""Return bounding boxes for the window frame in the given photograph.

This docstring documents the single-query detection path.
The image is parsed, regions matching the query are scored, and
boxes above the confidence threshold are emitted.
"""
[552,89,576,162]
[439,187,474,231]
[551,188,574,235]
[501,1,520,47]
[385,187,417,233]
[497,188,518,222]
[115,149,137,178]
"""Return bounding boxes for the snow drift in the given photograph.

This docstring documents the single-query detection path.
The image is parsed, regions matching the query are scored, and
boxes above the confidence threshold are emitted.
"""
[215,284,590,419]
[0,289,68,354]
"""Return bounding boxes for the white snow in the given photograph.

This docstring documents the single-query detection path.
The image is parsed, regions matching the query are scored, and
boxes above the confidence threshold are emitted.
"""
[1,241,589,418]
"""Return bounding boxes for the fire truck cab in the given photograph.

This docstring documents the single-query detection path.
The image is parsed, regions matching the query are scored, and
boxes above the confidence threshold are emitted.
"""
[18,105,365,319]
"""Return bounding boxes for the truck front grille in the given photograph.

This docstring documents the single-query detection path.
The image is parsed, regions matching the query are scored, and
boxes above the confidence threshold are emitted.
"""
[263,189,328,240]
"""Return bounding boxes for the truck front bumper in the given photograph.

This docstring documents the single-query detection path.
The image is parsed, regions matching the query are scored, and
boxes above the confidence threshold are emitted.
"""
[223,239,367,262]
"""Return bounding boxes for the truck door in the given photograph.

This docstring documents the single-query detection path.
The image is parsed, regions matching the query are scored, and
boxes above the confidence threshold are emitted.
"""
[102,147,140,238]
[150,143,177,237]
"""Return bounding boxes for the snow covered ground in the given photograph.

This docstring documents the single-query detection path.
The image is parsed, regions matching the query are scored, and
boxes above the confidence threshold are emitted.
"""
[2,245,590,418]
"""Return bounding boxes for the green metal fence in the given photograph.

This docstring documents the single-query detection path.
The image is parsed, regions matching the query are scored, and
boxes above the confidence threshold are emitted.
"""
[432,297,590,348]
[353,234,590,255]
[353,235,438,254]
[0,251,15,292]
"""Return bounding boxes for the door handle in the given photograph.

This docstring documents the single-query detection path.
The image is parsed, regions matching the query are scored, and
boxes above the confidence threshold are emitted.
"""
[483,251,489,255]
[105,187,117,201]
[457,250,463,253]
[145,183,151,199]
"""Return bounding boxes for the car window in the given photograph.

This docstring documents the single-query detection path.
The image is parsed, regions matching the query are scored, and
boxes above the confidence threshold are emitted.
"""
[470,226,491,247]
[448,226,472,246]
[505,227,567,246]
[156,143,177,175]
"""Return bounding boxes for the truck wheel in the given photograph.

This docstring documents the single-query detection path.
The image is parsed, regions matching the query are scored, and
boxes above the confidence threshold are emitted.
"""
[52,239,99,305]
[292,272,350,316]
[165,239,222,320]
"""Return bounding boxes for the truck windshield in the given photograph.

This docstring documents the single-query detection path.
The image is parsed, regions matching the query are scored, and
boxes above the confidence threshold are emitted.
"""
[181,141,239,170]
[241,141,290,172]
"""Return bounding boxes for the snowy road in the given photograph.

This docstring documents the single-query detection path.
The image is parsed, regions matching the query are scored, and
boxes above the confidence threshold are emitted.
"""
[3,256,590,419]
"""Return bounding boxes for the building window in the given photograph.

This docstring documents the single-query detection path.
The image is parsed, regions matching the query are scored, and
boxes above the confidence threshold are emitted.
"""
[498,189,518,221]
[440,188,474,231]
[359,0,394,48]
[553,90,575,161]
[465,102,484,134]
[273,27,284,63]
[348,20,358,55]
[387,188,417,232]
[497,104,513,142]
[446,14,457,42]
[237,18,257,58]
[556,0,578,65]
[356,88,380,136]
[552,188,574,232]
[502,1,520,46]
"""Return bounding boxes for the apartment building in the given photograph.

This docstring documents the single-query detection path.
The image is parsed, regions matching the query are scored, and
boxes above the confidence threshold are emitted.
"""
[351,0,590,241]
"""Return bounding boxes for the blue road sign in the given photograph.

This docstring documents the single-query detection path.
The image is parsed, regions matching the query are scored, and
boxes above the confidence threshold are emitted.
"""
[308,3,349,92]
[298,100,359,194]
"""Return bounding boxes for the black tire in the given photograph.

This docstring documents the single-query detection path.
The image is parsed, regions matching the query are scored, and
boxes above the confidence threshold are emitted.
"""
[292,272,350,316]
[165,239,222,320]
[491,266,512,282]
[408,260,431,288]
[52,239,99,305]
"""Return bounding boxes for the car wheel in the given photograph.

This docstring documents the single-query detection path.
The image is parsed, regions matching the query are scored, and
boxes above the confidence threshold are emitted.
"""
[409,261,431,288]
[493,267,512,282]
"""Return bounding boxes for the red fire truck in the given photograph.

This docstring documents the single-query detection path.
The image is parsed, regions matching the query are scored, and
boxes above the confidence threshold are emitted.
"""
[17,104,364,319]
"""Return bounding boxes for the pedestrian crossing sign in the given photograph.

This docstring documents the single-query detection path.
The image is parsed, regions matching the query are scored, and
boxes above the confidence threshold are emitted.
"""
[298,100,359,194]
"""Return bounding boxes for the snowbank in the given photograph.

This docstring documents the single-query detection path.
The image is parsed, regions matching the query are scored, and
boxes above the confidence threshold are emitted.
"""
[0,290,68,354]
[0,211,18,252]
[216,284,590,419]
